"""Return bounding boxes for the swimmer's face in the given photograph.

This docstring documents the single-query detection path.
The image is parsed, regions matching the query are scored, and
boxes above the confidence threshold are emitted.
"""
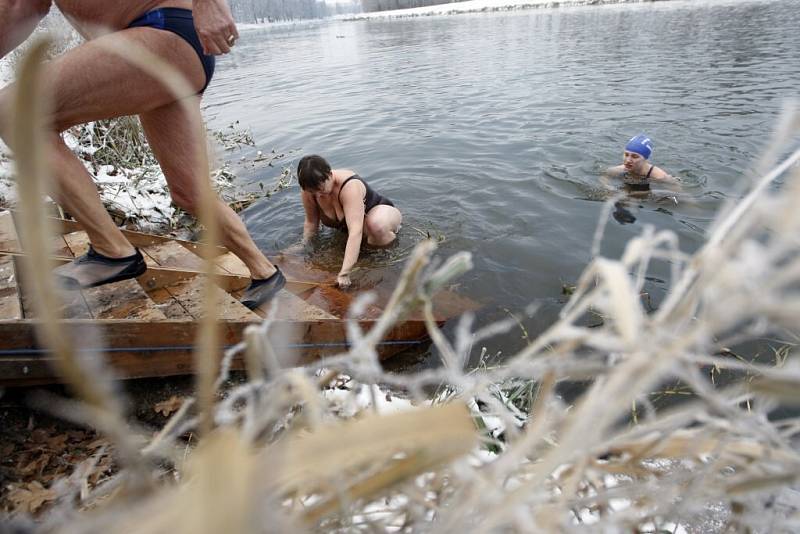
[312,174,335,197]
[623,151,647,173]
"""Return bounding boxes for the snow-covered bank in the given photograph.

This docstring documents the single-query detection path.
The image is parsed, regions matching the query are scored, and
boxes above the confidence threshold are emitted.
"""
[343,0,669,20]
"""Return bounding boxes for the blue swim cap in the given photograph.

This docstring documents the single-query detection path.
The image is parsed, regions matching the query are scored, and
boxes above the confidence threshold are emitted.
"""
[625,134,653,160]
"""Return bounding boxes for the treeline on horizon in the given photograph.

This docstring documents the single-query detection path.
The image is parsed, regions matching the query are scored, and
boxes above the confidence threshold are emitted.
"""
[228,0,465,21]
[361,0,465,13]
[228,0,362,22]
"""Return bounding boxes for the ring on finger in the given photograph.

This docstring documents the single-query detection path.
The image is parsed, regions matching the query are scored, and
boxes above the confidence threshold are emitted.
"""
[227,34,236,45]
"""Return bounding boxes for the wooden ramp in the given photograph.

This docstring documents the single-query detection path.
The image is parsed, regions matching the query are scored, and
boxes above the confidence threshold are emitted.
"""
[0,211,476,386]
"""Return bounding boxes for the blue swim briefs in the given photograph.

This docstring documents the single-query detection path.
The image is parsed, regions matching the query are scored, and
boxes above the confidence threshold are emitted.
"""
[127,7,216,93]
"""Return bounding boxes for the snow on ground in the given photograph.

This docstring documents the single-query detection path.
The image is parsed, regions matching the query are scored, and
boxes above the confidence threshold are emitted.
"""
[0,56,12,207]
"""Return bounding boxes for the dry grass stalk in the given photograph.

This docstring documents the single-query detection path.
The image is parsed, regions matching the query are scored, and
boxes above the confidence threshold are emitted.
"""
[91,36,223,437]
[11,39,100,408]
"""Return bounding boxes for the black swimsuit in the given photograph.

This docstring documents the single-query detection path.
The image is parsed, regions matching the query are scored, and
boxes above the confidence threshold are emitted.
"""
[318,175,395,231]
[623,165,654,192]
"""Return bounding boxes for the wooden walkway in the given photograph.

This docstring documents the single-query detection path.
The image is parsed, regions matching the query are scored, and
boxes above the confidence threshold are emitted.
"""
[0,210,473,386]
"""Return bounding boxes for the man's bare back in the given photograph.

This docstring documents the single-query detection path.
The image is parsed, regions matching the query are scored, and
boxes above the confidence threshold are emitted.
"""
[54,0,192,37]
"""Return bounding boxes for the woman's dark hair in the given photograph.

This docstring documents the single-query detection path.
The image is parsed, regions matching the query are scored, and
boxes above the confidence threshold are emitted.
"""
[297,155,332,191]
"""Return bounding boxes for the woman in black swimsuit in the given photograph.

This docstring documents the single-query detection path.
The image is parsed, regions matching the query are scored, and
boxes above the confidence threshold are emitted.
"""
[297,155,402,288]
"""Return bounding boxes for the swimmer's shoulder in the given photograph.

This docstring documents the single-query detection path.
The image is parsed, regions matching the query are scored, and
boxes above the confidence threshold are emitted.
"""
[649,166,677,182]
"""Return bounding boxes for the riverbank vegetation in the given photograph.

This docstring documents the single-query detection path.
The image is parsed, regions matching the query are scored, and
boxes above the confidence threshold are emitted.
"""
[3,23,800,534]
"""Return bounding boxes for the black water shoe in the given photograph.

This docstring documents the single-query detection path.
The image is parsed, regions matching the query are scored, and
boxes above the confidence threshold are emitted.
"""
[53,246,148,289]
[241,267,286,310]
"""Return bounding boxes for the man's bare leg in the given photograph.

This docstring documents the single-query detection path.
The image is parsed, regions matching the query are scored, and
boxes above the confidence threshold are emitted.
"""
[47,134,137,257]
[0,27,207,261]
[140,101,277,279]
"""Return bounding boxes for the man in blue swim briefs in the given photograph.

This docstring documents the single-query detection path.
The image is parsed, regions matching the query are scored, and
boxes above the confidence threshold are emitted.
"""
[0,0,284,309]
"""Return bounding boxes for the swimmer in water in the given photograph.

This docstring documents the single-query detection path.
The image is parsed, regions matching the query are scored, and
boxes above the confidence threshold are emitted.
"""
[604,134,681,224]
[296,155,402,289]
[604,134,680,193]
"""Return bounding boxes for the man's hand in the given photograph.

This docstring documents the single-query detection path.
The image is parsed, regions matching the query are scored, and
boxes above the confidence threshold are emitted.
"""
[192,0,239,55]
[337,273,351,289]
[0,0,52,59]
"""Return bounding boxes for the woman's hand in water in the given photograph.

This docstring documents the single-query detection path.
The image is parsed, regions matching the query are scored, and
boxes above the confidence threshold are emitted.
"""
[337,272,351,289]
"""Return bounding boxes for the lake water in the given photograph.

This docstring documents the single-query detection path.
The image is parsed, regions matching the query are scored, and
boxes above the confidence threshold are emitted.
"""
[203,0,800,367]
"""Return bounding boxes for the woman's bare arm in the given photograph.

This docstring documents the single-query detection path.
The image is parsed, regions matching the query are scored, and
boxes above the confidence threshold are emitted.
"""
[300,190,320,243]
[337,180,366,287]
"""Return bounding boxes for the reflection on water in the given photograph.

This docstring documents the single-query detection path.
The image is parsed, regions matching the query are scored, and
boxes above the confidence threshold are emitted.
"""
[203,0,800,364]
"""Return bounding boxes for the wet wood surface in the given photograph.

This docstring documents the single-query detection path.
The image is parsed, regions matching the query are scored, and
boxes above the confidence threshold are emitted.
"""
[160,278,260,321]
[0,213,479,386]
[0,318,431,385]
[0,211,21,253]
[83,279,167,321]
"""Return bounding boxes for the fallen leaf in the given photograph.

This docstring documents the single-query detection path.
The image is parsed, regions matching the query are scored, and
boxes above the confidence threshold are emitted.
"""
[7,481,58,513]
[46,434,68,451]
[154,395,184,417]
[18,453,50,477]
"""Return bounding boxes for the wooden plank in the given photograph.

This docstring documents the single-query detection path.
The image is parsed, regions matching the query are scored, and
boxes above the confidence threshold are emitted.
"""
[137,266,250,293]
[49,216,228,256]
[62,230,91,256]
[0,256,22,320]
[53,231,95,319]
[0,250,253,293]
[271,254,336,285]
[148,287,194,319]
[18,287,93,320]
[51,235,72,257]
[301,285,385,320]
[0,211,21,253]
[164,278,260,321]
[142,240,219,272]
[0,318,432,385]
[83,279,167,320]
[0,252,311,295]
[256,290,337,321]
[214,251,250,276]
[7,254,92,320]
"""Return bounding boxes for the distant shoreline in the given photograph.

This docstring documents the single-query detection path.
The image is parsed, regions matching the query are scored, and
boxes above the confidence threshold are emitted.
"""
[340,0,677,21]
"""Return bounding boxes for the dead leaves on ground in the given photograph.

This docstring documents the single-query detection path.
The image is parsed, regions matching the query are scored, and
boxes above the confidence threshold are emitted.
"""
[1,426,113,515]
[6,481,58,513]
